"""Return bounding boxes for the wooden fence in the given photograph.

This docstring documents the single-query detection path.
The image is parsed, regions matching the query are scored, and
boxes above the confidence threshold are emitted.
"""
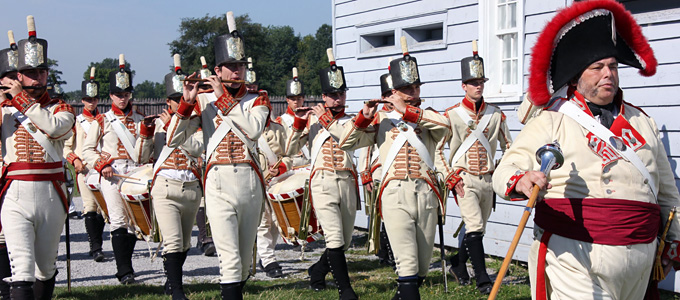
[68,95,324,118]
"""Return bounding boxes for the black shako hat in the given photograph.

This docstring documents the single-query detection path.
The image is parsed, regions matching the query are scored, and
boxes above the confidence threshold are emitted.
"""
[109,54,133,94]
[17,16,48,71]
[214,11,247,67]
[318,48,347,94]
[389,36,421,89]
[164,54,186,98]
[461,40,488,83]
[286,67,304,97]
[82,67,99,98]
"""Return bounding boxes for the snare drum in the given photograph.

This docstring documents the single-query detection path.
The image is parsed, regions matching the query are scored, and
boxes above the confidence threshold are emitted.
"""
[266,167,322,245]
[118,164,156,239]
[85,170,109,220]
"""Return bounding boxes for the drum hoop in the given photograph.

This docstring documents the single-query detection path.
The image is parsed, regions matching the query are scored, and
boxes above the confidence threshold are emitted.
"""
[87,183,100,190]
[121,193,150,201]
[267,187,305,201]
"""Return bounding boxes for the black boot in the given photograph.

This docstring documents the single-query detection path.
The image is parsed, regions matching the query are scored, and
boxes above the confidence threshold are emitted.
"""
[449,237,471,286]
[164,252,188,300]
[195,208,215,256]
[308,249,330,291]
[377,224,395,268]
[0,245,10,300]
[9,281,33,300]
[263,261,283,278]
[111,228,136,284]
[220,282,242,300]
[84,212,105,262]
[33,271,57,300]
[327,247,358,300]
[466,232,492,294]
[391,277,420,300]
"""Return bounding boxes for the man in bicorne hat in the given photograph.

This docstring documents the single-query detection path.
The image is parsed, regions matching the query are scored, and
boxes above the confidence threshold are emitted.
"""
[166,11,270,300]
[83,54,156,285]
[443,41,512,295]
[340,39,450,300]
[287,49,359,300]
[0,16,75,299]
[151,54,204,300]
[63,67,107,263]
[493,1,680,299]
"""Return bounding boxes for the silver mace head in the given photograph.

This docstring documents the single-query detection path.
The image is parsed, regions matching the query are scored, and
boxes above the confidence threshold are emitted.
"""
[535,142,564,176]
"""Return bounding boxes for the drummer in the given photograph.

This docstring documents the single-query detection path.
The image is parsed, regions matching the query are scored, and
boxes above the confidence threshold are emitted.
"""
[82,54,156,285]
[165,12,270,299]
[149,55,204,300]
[286,49,359,299]
[63,67,107,263]
[276,68,311,167]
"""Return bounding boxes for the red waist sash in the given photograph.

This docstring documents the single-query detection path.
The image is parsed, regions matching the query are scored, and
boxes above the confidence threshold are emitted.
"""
[533,198,660,300]
[3,162,66,182]
[535,198,660,245]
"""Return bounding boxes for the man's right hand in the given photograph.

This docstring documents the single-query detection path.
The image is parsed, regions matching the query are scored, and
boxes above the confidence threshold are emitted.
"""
[362,100,379,119]
[515,171,551,199]
[454,179,465,197]
[182,72,199,104]
[73,159,85,173]
[365,181,374,193]
[101,165,114,179]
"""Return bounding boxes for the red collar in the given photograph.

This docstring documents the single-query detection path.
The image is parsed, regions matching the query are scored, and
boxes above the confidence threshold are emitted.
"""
[325,105,345,119]
[285,106,295,117]
[381,105,393,112]
[221,84,248,100]
[572,90,625,117]
[82,108,98,119]
[461,96,486,115]
[111,103,133,117]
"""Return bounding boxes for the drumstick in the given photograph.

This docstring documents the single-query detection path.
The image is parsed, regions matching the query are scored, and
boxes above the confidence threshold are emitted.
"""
[265,158,284,182]
[113,174,141,181]
[181,78,245,84]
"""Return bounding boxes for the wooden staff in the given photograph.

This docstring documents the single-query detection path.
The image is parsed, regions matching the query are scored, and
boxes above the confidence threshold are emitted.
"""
[488,143,563,300]
[181,78,245,84]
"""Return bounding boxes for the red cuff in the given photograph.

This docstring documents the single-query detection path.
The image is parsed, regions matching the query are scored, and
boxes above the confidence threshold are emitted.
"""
[663,240,680,270]
[253,91,271,109]
[360,170,372,185]
[94,153,113,173]
[354,113,373,129]
[11,92,35,114]
[139,123,155,138]
[176,98,195,119]
[318,110,335,129]
[505,171,527,200]
[445,169,464,191]
[215,93,238,116]
[402,105,422,123]
[66,153,80,165]
[277,163,287,175]
[162,120,170,131]
[292,117,308,132]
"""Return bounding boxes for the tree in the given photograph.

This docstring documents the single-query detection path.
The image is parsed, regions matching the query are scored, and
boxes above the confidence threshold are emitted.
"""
[81,58,134,99]
[296,24,333,95]
[134,80,165,99]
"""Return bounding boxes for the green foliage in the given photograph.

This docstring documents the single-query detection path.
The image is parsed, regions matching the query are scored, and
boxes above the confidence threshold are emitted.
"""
[80,58,134,100]
[168,13,331,96]
[47,58,66,86]
[134,80,165,99]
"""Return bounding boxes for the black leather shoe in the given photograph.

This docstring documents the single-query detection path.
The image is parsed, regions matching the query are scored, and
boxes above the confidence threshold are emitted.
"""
[478,282,492,295]
[202,242,216,257]
[119,273,135,285]
[93,250,105,262]
[263,262,284,278]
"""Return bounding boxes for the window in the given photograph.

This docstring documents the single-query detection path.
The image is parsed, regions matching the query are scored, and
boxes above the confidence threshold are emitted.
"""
[403,23,444,45]
[479,0,524,101]
[360,31,395,53]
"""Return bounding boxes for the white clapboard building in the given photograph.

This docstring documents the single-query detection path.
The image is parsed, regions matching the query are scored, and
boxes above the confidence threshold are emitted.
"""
[331,0,680,292]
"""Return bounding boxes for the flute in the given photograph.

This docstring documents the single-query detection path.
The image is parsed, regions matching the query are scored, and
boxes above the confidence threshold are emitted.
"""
[293,105,348,113]
[181,78,245,84]
[0,86,52,90]
[363,98,424,105]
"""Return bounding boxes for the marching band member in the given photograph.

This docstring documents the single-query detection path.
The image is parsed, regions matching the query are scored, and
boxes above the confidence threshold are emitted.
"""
[193,56,215,257]
[443,41,512,294]
[82,54,155,285]
[286,48,359,300]
[357,68,396,269]
[166,12,270,299]
[0,17,75,299]
[493,1,680,299]
[339,38,450,300]
[152,55,204,300]
[63,67,107,263]
[0,30,19,299]
[277,67,311,168]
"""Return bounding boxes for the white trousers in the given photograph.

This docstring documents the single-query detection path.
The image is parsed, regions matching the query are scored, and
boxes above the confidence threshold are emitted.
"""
[77,172,99,213]
[205,164,263,284]
[1,180,66,282]
[151,176,202,255]
[457,172,494,233]
[310,170,357,250]
[99,160,137,232]
[257,202,279,267]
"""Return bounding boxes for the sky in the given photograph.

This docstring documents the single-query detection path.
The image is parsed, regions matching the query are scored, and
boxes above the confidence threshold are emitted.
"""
[0,0,332,92]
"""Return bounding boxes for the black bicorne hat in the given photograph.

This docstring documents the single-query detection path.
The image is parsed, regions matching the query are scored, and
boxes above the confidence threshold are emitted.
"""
[214,11,247,66]
[82,67,100,98]
[17,16,48,71]
[165,54,186,98]
[286,67,304,97]
[461,40,488,83]
[389,37,420,89]
[109,54,133,94]
[318,48,347,94]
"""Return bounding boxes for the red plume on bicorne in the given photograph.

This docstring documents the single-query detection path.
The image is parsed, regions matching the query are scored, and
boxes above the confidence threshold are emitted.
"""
[528,0,657,106]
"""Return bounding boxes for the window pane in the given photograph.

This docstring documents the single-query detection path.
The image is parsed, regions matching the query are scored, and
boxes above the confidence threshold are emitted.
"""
[511,33,517,57]
[503,60,511,84]
[510,3,517,28]
[511,60,518,85]
[498,0,506,3]
[498,4,507,30]
[502,35,511,59]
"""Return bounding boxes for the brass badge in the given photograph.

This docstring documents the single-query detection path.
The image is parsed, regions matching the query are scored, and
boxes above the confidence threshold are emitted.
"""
[26,122,36,133]
[397,121,408,132]
[245,70,256,84]
[86,82,98,98]
[172,74,185,93]
[200,69,211,79]
[328,69,344,89]
[24,41,44,67]
[385,75,393,89]
[226,37,245,60]
[7,50,17,69]
[116,72,130,90]
[290,81,301,95]
[467,120,477,130]
[469,59,484,79]
[400,60,419,84]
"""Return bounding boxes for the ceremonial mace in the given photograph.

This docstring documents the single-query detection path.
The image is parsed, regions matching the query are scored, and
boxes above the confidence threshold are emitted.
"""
[487,143,563,300]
